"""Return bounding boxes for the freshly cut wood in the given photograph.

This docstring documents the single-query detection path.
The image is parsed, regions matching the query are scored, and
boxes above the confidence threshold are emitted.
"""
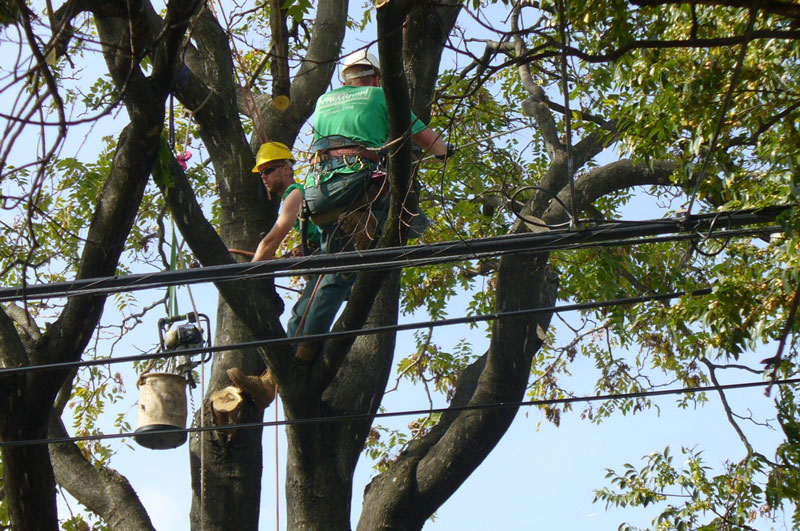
[210,386,243,426]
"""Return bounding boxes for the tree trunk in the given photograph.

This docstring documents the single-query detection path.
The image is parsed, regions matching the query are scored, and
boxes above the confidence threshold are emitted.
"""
[284,273,401,530]
[2,414,57,531]
[189,296,268,530]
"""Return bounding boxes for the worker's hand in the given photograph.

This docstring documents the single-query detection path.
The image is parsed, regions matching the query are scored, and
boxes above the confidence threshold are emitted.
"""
[435,142,455,160]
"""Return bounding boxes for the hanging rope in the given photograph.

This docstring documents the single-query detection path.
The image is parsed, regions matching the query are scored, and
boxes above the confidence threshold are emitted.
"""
[176,247,207,531]
[275,387,280,531]
[683,7,757,219]
[557,0,577,227]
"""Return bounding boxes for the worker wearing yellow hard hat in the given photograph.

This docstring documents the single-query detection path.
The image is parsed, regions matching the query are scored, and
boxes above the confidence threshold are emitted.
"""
[250,141,320,262]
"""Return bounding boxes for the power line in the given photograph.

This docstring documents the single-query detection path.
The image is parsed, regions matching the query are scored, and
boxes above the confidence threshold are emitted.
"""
[0,207,786,302]
[0,288,713,376]
[4,375,797,448]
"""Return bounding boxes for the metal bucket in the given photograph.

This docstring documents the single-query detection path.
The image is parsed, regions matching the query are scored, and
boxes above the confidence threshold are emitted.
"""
[134,372,187,450]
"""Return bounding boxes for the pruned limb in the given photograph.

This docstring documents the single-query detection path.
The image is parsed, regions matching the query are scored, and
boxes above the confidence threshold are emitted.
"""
[210,385,244,427]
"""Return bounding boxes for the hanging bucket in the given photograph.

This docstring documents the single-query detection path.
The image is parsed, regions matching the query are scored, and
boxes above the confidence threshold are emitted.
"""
[134,372,188,450]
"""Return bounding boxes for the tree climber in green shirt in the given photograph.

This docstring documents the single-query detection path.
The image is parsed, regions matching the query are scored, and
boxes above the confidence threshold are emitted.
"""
[287,49,452,362]
[250,141,320,262]
[227,141,322,410]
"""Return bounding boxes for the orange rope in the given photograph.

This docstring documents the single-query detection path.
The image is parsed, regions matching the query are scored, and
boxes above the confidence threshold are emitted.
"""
[228,248,255,257]
[275,384,280,531]
[295,273,324,336]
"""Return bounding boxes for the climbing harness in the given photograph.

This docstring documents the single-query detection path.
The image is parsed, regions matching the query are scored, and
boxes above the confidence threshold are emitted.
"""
[304,136,389,254]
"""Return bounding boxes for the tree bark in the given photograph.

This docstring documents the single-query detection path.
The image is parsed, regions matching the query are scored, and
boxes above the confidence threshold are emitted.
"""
[358,253,558,529]
[49,416,156,531]
[0,0,201,527]
[285,273,402,530]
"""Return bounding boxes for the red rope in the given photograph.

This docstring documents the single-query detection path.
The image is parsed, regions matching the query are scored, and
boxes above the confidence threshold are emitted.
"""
[275,384,280,531]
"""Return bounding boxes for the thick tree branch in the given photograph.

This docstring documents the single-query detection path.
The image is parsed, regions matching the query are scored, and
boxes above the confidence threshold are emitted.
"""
[541,159,678,226]
[34,0,202,383]
[404,0,462,121]
[0,2,201,527]
[309,0,415,394]
[0,306,33,374]
[632,0,800,21]
[255,0,349,145]
[513,5,561,159]
[48,415,156,531]
[3,303,42,345]
[359,252,558,529]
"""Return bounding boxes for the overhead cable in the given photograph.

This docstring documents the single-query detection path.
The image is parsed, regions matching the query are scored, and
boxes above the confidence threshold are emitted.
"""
[0,207,786,303]
[3,376,797,448]
[0,288,713,376]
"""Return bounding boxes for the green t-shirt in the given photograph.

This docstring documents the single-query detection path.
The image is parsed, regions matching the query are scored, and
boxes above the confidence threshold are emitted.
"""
[283,182,320,245]
[307,85,427,185]
[313,85,426,147]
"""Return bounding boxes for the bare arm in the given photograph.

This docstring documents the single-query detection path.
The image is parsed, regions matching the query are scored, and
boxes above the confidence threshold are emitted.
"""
[413,127,448,157]
[251,188,303,261]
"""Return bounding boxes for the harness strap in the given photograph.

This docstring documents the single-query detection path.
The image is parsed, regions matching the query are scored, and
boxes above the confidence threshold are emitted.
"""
[309,176,387,227]
[320,147,382,164]
[310,135,361,152]
[300,201,311,256]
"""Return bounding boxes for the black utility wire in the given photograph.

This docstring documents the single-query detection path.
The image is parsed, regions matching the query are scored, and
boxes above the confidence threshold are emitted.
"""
[0,288,713,376]
[5,376,797,448]
[0,207,787,302]
[0,288,711,378]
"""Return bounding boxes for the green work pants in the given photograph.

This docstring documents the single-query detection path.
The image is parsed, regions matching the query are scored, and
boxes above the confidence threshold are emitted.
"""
[287,168,385,337]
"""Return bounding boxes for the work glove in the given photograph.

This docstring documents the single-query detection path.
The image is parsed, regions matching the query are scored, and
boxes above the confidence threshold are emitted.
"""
[435,142,455,160]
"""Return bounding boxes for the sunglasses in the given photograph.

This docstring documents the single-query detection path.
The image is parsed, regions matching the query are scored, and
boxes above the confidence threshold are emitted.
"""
[260,164,284,177]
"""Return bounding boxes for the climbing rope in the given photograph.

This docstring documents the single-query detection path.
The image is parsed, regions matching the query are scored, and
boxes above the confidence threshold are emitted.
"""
[557,0,577,227]
[275,388,280,531]
[683,7,757,219]
[177,248,207,531]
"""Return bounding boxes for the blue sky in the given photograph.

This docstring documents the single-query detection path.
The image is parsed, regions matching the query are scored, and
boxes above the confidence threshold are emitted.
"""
[98,284,783,530]
[0,2,789,529]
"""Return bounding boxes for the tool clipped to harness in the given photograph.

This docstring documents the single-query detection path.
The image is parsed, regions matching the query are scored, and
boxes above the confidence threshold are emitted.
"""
[300,200,312,257]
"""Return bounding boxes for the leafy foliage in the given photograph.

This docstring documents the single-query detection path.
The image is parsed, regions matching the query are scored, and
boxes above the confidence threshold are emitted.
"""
[4,0,800,528]
[596,447,774,531]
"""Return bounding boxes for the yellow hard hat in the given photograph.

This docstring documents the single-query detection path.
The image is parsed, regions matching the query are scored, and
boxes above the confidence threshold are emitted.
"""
[252,141,295,173]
